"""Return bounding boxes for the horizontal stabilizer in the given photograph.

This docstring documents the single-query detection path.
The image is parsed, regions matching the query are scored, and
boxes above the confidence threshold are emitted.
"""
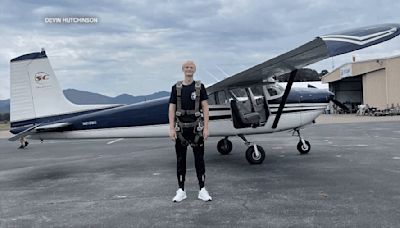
[8,122,71,141]
[8,125,37,141]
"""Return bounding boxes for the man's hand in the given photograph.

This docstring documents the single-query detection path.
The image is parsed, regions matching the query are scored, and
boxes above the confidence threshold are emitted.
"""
[203,127,209,141]
[169,128,177,141]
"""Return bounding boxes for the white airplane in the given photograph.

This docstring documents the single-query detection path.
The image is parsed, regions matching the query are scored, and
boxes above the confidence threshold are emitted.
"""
[8,23,400,164]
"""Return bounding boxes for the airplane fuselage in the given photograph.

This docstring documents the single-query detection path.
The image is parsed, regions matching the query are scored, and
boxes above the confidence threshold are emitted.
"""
[10,87,333,140]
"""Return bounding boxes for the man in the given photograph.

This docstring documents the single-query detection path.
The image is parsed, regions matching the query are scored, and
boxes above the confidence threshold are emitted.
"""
[168,60,212,202]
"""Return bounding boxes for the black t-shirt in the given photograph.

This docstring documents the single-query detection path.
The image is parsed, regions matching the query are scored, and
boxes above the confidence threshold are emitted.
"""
[169,81,208,122]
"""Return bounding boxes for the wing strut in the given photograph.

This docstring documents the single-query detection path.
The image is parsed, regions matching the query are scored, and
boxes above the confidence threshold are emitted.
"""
[272,69,298,129]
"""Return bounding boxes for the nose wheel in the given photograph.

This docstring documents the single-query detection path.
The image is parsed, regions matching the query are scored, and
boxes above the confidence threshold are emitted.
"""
[238,134,265,164]
[293,129,311,154]
[217,137,233,155]
[297,140,311,154]
[245,145,265,164]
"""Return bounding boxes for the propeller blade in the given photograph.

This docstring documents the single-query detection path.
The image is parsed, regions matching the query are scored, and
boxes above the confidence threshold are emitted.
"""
[272,69,298,129]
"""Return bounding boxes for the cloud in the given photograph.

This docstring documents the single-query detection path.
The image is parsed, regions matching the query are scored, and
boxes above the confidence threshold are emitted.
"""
[0,0,399,99]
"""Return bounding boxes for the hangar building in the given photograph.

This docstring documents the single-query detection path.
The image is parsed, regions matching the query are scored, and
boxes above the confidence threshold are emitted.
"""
[322,55,400,111]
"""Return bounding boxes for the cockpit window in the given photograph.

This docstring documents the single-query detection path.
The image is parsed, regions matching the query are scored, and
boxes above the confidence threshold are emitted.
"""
[216,91,228,104]
[230,88,247,98]
[250,85,263,96]
[268,88,278,96]
[266,83,284,99]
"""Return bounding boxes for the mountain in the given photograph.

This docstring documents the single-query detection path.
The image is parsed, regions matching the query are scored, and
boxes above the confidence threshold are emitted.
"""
[63,89,118,105]
[0,89,171,114]
[0,99,9,113]
[63,89,170,105]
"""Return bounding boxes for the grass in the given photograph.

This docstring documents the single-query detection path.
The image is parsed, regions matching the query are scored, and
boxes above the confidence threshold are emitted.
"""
[0,122,10,131]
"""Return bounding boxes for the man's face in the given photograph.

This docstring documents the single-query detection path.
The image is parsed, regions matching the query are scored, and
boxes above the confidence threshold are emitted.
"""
[182,62,196,77]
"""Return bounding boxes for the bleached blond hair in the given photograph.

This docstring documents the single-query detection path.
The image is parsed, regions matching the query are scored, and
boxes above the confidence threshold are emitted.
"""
[182,60,196,71]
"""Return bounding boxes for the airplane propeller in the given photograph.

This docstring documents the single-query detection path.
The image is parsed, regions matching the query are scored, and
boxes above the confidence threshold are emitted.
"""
[272,69,298,129]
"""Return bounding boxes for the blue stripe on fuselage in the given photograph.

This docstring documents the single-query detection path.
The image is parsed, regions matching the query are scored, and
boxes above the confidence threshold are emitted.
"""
[269,87,333,104]
[67,97,170,131]
[10,108,122,134]
[10,99,169,134]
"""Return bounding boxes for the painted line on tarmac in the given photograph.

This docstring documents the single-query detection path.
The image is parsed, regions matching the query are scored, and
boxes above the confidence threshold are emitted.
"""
[332,144,368,147]
[107,138,124,145]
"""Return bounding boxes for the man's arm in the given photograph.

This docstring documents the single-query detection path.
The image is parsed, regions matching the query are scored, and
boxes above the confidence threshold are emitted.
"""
[201,100,209,140]
[169,103,177,140]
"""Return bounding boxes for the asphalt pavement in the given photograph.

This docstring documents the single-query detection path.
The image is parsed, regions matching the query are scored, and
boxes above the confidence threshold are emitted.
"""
[0,121,400,227]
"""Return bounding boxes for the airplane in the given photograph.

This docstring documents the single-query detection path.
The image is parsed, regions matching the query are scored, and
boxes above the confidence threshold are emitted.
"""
[8,23,400,164]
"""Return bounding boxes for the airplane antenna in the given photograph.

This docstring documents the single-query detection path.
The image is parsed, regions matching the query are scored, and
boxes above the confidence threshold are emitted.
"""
[215,64,230,78]
[203,69,221,83]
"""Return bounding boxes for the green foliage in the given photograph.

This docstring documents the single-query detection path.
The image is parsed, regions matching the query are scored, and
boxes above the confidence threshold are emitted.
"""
[277,68,329,82]
[0,113,10,121]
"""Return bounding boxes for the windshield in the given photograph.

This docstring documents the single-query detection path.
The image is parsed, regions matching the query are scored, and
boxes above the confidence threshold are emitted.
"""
[266,83,284,99]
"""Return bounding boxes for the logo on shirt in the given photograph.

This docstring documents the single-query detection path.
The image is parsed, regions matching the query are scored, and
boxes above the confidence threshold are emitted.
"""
[191,91,197,100]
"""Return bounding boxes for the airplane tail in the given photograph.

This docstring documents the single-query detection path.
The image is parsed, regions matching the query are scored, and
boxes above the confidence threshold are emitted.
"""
[10,49,116,127]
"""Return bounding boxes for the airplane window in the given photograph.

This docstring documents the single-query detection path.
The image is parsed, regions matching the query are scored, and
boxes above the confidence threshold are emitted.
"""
[208,93,216,105]
[217,91,228,104]
[265,83,284,99]
[250,86,263,96]
[268,88,278,96]
[275,84,285,94]
[230,88,247,98]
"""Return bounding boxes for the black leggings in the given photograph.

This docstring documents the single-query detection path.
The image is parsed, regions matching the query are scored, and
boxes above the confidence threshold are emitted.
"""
[175,130,205,190]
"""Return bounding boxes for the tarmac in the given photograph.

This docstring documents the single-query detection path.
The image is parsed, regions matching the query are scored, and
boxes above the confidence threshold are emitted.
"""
[0,116,400,227]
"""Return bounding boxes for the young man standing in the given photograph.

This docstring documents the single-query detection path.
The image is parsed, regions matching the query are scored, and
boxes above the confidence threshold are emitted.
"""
[168,60,212,202]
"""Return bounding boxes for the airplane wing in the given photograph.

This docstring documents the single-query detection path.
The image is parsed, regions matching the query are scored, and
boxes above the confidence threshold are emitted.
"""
[207,23,400,128]
[207,23,400,94]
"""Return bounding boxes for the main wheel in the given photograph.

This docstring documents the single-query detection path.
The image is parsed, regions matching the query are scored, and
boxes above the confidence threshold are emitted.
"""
[245,145,265,164]
[217,139,233,155]
[297,140,311,154]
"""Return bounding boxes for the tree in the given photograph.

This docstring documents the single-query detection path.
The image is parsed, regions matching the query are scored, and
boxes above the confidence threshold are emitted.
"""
[0,113,10,122]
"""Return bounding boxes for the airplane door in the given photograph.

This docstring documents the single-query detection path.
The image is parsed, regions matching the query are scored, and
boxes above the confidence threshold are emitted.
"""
[229,86,270,129]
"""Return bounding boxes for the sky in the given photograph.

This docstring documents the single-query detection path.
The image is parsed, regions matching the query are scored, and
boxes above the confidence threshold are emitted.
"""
[1,0,400,99]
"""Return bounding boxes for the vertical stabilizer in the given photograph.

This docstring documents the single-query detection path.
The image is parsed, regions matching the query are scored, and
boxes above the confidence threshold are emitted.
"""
[10,49,116,124]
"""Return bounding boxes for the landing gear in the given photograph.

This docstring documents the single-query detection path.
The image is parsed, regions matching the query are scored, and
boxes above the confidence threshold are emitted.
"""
[238,134,265,164]
[293,129,311,154]
[297,140,311,154]
[217,137,233,155]
[245,145,266,164]
[18,137,29,149]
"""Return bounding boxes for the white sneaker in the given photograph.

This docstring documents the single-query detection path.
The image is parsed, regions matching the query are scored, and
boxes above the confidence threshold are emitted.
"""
[172,188,187,202]
[198,187,212,201]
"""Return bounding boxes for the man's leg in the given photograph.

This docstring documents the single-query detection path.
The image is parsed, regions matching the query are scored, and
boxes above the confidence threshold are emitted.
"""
[175,139,187,190]
[193,140,212,201]
[193,143,205,189]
